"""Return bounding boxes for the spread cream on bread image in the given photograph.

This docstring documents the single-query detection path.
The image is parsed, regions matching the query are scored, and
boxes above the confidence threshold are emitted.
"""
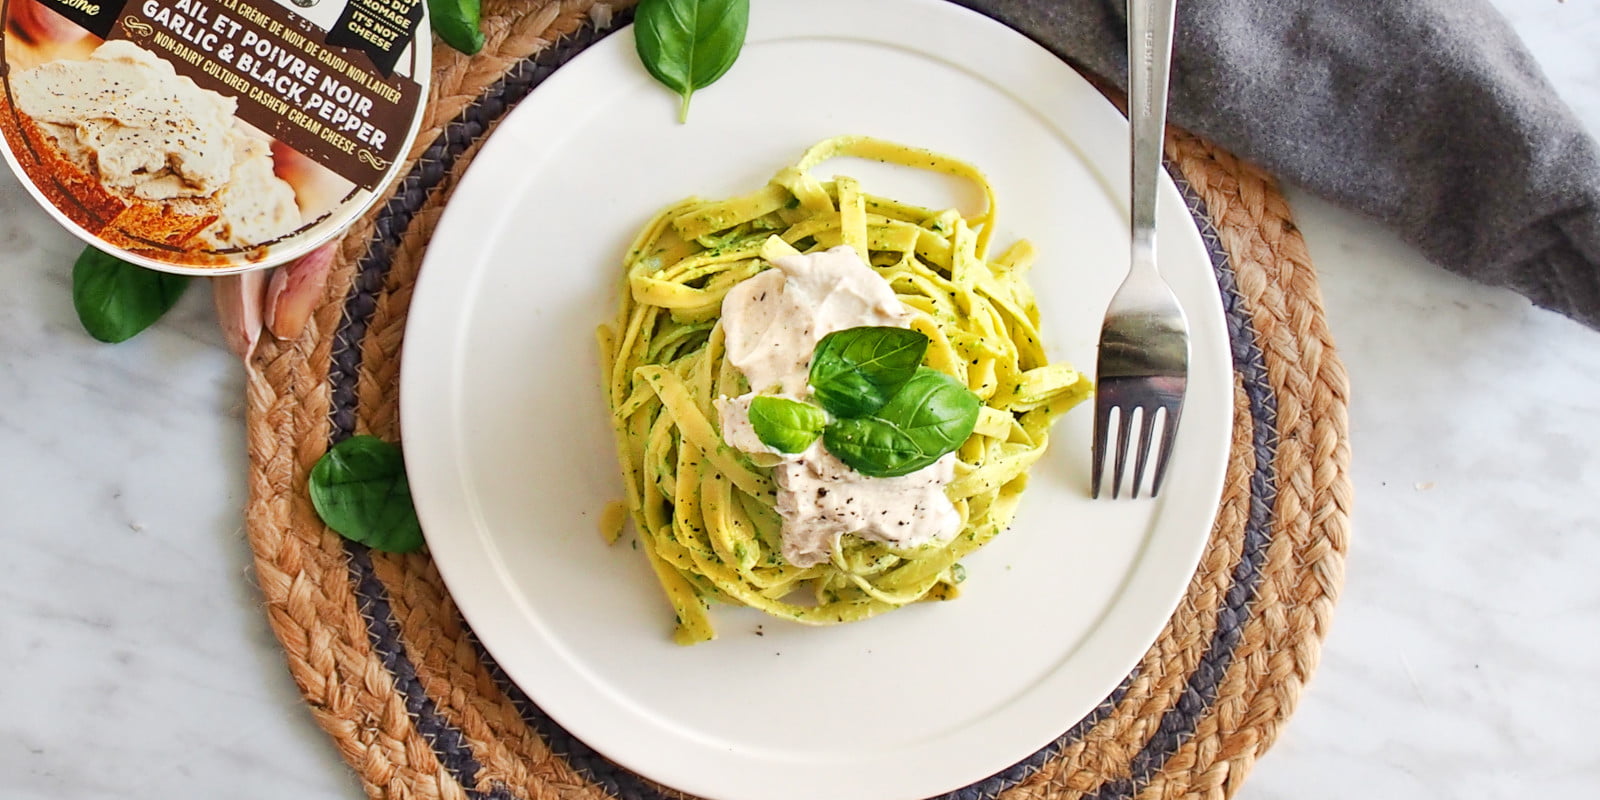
[3,40,301,256]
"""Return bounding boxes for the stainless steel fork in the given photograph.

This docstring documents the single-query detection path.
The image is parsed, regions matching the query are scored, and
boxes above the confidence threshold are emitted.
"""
[1091,0,1189,499]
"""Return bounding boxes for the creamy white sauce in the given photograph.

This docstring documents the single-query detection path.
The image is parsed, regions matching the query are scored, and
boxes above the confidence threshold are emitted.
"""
[715,246,962,567]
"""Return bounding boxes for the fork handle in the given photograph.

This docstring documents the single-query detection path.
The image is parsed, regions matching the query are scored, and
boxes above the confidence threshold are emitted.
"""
[1129,0,1178,271]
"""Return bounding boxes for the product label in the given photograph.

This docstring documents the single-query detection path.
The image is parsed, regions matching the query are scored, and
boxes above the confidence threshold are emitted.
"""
[116,0,423,190]
[0,0,428,269]
[33,0,117,38]
[325,0,421,75]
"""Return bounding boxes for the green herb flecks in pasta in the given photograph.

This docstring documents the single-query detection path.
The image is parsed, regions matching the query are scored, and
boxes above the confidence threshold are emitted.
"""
[599,136,1091,644]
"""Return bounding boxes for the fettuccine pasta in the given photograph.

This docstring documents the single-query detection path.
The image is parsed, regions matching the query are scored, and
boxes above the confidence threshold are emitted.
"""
[600,136,1090,644]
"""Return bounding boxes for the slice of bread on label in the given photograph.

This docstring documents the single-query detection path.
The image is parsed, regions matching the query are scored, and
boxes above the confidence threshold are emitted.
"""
[0,98,221,248]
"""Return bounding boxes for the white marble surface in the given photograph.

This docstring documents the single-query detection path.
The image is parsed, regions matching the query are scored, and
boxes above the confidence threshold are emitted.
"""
[2,1,1598,797]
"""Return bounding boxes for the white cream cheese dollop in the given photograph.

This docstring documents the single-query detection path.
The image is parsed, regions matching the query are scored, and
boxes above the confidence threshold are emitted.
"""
[715,246,962,567]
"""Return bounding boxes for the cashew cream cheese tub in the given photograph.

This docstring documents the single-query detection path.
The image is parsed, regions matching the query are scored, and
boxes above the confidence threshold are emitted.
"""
[0,0,429,273]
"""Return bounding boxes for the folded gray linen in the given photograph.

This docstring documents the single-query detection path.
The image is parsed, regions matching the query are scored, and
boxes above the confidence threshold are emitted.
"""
[955,0,1600,329]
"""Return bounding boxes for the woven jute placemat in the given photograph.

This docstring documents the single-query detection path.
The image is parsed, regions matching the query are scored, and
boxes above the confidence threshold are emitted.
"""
[243,2,1352,797]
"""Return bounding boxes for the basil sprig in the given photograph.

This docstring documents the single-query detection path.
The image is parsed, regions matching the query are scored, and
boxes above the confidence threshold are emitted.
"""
[749,395,829,454]
[824,367,981,478]
[308,435,425,553]
[808,326,928,418]
[741,327,981,478]
[71,246,191,343]
[633,0,749,123]
[429,0,484,55]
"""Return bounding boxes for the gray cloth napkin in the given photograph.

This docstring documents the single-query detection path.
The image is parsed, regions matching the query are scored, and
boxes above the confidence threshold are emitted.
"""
[956,0,1600,330]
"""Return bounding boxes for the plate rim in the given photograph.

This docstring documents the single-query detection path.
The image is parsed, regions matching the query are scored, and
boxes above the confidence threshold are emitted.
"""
[400,2,1231,798]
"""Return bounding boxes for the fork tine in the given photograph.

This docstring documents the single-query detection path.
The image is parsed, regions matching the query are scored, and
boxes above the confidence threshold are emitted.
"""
[1130,406,1160,498]
[1092,399,1113,498]
[1149,403,1184,497]
[1111,406,1135,499]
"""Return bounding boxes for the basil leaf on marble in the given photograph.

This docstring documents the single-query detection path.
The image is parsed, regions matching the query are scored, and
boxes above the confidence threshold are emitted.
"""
[430,0,484,55]
[308,435,425,553]
[633,0,749,123]
[822,368,979,478]
[71,247,191,343]
[808,326,929,419]
[748,395,828,453]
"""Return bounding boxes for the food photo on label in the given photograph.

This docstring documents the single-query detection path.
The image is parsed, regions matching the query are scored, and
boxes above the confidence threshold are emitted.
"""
[0,0,432,544]
[0,0,427,345]
[0,0,428,271]
[7,40,304,249]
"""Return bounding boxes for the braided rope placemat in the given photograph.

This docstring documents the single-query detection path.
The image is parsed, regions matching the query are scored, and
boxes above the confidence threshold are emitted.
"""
[243,2,1352,797]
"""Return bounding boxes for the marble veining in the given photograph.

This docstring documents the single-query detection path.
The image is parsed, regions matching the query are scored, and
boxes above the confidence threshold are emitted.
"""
[2,1,1597,798]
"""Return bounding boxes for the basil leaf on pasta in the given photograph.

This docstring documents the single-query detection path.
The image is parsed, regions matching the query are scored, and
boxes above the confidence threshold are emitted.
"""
[808,326,928,419]
[824,417,927,479]
[823,368,980,478]
[748,396,828,453]
[881,367,982,458]
[633,0,749,123]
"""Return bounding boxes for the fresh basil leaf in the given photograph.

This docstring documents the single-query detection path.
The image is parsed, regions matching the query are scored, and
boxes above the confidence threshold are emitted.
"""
[823,416,926,479]
[429,0,484,54]
[634,0,749,123]
[882,367,981,454]
[823,368,979,478]
[748,395,828,454]
[308,435,425,553]
[809,326,929,419]
[71,247,190,343]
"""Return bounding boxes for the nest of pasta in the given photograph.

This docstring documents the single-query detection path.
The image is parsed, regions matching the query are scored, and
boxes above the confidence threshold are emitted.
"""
[600,136,1090,644]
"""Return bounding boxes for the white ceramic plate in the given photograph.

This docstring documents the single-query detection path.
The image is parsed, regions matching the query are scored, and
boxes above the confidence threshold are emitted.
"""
[400,2,1230,799]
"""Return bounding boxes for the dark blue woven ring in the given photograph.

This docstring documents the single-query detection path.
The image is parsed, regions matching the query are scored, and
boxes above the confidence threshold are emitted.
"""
[325,15,1278,800]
